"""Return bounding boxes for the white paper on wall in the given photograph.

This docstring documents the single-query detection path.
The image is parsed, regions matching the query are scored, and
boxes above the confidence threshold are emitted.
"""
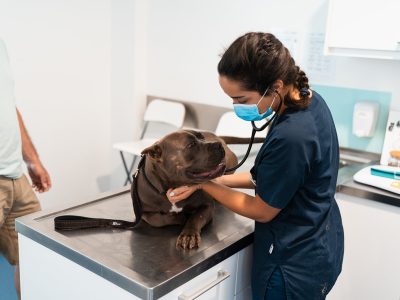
[270,30,336,85]
[301,32,336,84]
[270,28,301,62]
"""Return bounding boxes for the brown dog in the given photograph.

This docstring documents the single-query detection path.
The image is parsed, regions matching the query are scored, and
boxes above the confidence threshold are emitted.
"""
[54,129,263,247]
[137,129,241,249]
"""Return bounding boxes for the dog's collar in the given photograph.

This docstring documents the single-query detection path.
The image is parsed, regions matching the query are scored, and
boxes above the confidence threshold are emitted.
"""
[137,155,166,195]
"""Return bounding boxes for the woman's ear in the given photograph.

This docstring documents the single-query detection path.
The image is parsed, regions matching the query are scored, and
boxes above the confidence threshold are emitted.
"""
[271,80,284,93]
[141,143,162,160]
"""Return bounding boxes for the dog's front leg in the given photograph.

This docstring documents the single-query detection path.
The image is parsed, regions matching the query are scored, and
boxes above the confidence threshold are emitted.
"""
[176,204,213,250]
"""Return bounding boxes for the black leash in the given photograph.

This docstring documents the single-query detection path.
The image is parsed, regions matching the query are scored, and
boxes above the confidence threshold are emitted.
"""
[54,156,146,231]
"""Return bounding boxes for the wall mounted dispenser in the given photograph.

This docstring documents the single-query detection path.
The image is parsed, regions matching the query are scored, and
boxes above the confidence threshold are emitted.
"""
[352,101,380,138]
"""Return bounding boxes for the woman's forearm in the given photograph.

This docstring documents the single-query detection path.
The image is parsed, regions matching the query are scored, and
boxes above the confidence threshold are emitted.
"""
[201,181,280,222]
[167,176,280,222]
[215,171,255,189]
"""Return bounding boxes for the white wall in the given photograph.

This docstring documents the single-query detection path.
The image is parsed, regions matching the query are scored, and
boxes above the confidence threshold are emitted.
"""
[0,0,147,209]
[146,0,400,109]
[109,0,148,190]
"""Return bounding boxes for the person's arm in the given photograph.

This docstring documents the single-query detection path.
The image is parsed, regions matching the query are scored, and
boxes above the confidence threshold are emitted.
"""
[17,108,52,193]
[214,171,255,189]
[167,181,281,223]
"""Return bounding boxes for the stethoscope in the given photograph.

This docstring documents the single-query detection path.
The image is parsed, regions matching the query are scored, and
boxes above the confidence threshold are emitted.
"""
[224,90,283,173]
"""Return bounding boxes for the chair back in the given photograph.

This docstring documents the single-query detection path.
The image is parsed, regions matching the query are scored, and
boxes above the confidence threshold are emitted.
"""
[215,111,247,137]
[215,111,267,162]
[144,99,186,128]
[215,111,267,138]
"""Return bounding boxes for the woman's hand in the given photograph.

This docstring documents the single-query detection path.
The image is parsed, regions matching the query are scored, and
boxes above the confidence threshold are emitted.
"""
[166,184,202,204]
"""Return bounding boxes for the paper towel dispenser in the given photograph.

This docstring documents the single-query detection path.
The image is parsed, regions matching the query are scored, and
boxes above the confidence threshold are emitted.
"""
[352,101,380,138]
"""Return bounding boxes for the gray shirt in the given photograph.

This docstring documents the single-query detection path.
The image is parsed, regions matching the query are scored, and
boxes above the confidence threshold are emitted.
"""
[0,38,23,179]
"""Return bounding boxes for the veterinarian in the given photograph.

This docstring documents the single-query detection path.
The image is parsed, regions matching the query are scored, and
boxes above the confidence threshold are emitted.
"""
[167,32,344,300]
[0,38,51,299]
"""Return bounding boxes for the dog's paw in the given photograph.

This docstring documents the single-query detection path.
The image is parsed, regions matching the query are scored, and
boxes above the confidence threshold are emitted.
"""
[176,231,201,249]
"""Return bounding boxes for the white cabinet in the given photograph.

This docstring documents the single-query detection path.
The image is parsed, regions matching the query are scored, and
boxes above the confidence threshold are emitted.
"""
[19,232,254,300]
[160,245,253,300]
[235,286,252,300]
[234,244,253,299]
[324,0,400,59]
[160,253,237,300]
[19,234,140,300]
[328,193,400,300]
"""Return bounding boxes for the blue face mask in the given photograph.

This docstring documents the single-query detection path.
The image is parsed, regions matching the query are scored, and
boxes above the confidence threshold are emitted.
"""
[233,87,276,121]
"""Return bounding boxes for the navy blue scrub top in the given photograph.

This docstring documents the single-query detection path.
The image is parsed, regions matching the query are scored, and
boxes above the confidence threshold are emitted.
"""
[250,91,344,300]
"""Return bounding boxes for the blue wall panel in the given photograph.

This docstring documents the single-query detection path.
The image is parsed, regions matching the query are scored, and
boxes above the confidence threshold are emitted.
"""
[314,85,391,154]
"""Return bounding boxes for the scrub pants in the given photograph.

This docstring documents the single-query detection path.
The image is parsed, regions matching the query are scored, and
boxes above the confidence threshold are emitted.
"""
[264,267,286,300]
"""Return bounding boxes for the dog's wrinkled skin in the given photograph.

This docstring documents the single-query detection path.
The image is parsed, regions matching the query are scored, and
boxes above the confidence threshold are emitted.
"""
[138,129,239,250]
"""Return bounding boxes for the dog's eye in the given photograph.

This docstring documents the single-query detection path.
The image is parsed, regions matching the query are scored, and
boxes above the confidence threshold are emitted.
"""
[186,141,197,149]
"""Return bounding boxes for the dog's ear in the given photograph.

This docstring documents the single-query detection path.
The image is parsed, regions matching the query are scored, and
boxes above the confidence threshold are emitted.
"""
[141,143,162,160]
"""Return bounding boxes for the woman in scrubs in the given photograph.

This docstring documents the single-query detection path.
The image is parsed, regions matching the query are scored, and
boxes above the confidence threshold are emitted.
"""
[167,32,344,300]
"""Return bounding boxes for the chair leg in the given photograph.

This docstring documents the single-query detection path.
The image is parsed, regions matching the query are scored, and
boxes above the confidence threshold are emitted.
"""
[121,122,148,186]
[120,151,133,185]
[124,155,139,186]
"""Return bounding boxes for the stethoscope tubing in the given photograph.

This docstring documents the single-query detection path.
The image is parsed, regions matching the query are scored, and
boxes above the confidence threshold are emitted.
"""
[224,90,282,173]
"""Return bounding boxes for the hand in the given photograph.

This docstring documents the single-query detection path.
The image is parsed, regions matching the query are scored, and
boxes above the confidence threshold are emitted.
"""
[27,161,52,193]
[166,184,202,204]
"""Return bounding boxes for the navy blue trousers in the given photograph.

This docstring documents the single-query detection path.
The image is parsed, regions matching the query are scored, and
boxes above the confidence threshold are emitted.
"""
[264,267,286,300]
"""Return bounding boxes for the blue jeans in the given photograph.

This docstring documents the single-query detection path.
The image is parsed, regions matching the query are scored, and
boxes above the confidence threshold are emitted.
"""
[264,267,286,300]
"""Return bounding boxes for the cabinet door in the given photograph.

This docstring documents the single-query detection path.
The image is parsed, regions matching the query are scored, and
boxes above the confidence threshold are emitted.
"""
[235,245,253,296]
[325,0,400,59]
[159,253,237,300]
[19,235,140,300]
[328,193,400,299]
[235,286,252,300]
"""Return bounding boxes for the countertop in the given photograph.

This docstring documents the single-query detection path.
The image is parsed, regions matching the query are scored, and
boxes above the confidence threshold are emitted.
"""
[337,165,400,207]
[336,147,400,207]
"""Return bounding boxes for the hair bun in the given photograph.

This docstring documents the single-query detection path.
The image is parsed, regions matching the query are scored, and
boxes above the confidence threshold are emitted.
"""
[299,88,310,98]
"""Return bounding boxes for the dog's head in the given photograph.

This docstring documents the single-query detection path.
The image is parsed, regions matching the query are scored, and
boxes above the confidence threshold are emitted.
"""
[141,130,226,185]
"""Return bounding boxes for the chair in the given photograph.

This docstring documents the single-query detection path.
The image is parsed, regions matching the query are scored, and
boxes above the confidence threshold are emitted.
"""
[215,111,268,138]
[215,111,266,159]
[113,99,186,185]
[216,111,250,138]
